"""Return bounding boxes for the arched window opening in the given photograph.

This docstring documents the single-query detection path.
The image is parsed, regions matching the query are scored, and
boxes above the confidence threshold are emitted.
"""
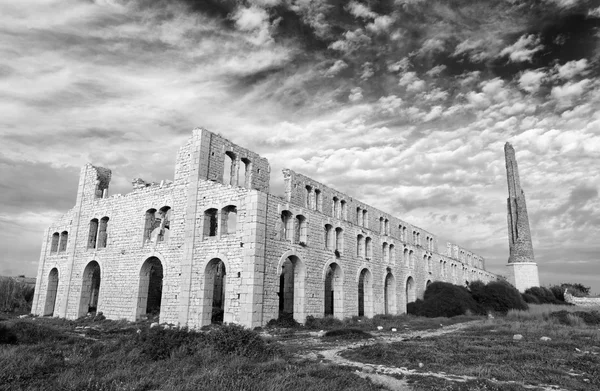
[223,151,237,186]
[50,232,59,253]
[416,232,420,246]
[324,224,333,249]
[379,217,385,234]
[136,257,163,320]
[295,215,307,244]
[406,276,416,311]
[409,250,414,268]
[222,205,238,235]
[98,217,109,248]
[240,158,251,188]
[88,219,99,249]
[305,185,313,209]
[362,210,368,228]
[385,272,396,315]
[315,189,322,211]
[356,207,362,225]
[44,268,59,316]
[278,256,306,322]
[204,258,226,324]
[384,219,390,235]
[144,208,158,244]
[358,268,373,317]
[152,206,171,243]
[58,231,68,252]
[204,208,218,237]
[365,237,372,259]
[340,200,347,220]
[357,234,364,257]
[404,247,409,267]
[428,256,433,273]
[335,227,343,253]
[402,226,407,242]
[390,244,396,264]
[78,261,101,317]
[281,210,293,241]
[383,242,389,262]
[324,263,342,317]
[332,197,339,218]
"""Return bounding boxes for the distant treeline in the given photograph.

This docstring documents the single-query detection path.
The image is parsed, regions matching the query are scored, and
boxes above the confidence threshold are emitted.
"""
[0,277,35,313]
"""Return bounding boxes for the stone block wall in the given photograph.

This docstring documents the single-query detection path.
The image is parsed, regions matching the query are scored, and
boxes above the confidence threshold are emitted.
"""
[33,128,500,329]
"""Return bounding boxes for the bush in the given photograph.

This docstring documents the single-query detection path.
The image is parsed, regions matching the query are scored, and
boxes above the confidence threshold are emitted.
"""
[304,315,344,330]
[323,328,372,340]
[471,281,528,314]
[135,326,199,361]
[415,282,483,318]
[8,321,68,344]
[549,285,565,302]
[0,324,17,344]
[524,287,559,304]
[207,324,281,360]
[561,283,591,297]
[266,312,300,328]
[550,310,600,326]
[0,277,34,312]
[521,293,540,304]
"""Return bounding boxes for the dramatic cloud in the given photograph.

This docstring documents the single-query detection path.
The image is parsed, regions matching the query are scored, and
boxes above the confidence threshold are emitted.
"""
[1,0,600,293]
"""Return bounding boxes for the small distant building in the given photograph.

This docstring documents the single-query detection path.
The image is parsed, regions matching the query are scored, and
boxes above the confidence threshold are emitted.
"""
[504,142,540,292]
[31,128,500,328]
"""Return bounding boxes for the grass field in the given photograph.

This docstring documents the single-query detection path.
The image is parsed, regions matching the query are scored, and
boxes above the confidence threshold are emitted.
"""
[0,315,379,391]
[342,304,600,391]
[2,305,599,391]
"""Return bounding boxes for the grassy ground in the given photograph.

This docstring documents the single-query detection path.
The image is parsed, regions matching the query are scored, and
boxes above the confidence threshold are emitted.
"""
[342,304,600,391]
[0,315,381,391]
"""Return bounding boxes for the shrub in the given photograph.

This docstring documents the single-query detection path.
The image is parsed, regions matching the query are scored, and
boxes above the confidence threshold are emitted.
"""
[471,281,528,314]
[561,283,591,297]
[135,326,200,361]
[524,287,559,304]
[0,277,34,312]
[323,328,372,340]
[406,299,423,315]
[8,321,68,344]
[550,310,600,326]
[0,324,17,344]
[266,312,300,328]
[304,315,344,330]
[521,293,540,304]
[549,285,565,302]
[416,282,483,318]
[206,324,281,360]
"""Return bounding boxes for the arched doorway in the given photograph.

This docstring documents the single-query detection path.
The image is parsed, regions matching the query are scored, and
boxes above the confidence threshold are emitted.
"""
[78,261,101,317]
[324,263,344,319]
[384,272,396,315]
[278,255,306,323]
[136,257,163,320]
[358,268,373,317]
[203,258,226,325]
[44,268,59,316]
[406,276,416,312]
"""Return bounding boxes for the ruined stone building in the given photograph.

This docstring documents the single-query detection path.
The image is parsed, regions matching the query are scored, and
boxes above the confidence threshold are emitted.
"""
[504,142,540,292]
[32,129,499,328]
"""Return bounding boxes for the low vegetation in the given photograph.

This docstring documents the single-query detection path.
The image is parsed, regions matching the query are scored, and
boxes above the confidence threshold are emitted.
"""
[0,277,34,313]
[408,280,527,318]
[0,316,379,391]
[343,304,600,390]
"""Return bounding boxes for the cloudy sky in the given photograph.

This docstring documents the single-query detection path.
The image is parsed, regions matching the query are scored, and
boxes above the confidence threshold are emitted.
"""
[1,0,599,293]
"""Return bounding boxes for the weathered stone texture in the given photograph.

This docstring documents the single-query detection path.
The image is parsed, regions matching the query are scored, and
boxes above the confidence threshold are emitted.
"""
[504,143,539,292]
[32,128,500,328]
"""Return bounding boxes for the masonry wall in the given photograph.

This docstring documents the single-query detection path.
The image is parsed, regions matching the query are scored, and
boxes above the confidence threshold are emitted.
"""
[33,128,500,329]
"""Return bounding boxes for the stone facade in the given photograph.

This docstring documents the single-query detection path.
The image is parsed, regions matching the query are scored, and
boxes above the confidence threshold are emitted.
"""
[564,291,600,307]
[32,128,500,328]
[504,142,540,292]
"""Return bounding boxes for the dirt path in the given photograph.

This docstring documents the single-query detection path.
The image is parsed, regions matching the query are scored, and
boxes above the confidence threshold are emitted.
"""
[285,321,570,391]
